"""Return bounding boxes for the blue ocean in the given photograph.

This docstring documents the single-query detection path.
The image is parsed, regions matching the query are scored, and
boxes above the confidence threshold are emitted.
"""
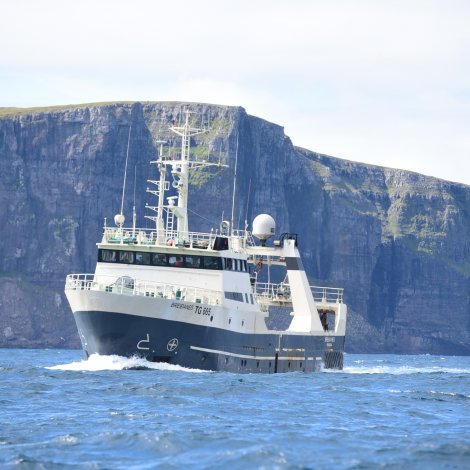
[0,349,469,469]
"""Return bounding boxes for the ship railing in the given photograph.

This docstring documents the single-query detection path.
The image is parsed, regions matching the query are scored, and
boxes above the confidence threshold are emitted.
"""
[65,273,222,306]
[254,281,343,304]
[254,282,292,304]
[310,286,344,304]
[231,230,256,247]
[101,227,216,248]
[101,226,257,251]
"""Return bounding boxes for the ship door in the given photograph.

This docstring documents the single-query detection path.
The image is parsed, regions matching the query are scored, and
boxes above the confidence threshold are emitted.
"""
[274,334,282,373]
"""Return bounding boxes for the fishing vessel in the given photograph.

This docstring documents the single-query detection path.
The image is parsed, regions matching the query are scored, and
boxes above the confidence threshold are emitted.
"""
[65,111,347,373]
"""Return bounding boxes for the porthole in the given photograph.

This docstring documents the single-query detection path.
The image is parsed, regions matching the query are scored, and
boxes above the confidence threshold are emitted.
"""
[242,320,244,326]
[288,361,291,368]
[300,362,303,368]
[229,318,232,324]
[257,361,259,368]
[210,316,213,322]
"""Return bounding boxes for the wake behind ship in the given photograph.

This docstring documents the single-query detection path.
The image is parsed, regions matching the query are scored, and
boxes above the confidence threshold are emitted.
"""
[65,111,347,373]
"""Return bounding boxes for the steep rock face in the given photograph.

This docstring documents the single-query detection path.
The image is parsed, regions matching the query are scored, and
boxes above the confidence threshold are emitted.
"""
[0,102,468,354]
[288,151,470,353]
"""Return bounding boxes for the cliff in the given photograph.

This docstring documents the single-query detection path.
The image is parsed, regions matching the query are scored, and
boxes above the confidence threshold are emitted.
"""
[0,102,469,354]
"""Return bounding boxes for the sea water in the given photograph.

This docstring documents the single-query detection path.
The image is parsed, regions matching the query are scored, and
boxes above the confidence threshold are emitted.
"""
[0,349,469,469]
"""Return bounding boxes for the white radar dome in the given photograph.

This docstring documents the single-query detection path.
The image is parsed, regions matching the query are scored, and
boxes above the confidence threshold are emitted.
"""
[252,214,276,241]
[114,213,125,226]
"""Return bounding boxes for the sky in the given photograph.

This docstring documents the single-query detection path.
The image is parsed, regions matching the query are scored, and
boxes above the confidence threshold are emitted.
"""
[1,0,469,185]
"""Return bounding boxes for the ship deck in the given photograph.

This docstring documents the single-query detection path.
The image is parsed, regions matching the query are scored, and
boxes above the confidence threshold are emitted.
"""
[65,274,343,311]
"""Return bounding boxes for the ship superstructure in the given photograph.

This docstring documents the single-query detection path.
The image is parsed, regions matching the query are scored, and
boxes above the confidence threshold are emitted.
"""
[65,111,347,373]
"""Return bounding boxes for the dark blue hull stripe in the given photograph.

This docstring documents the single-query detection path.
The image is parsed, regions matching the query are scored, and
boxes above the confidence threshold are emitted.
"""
[73,310,345,373]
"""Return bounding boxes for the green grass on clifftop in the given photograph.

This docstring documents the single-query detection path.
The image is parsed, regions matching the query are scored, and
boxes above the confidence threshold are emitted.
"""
[0,100,226,118]
[0,102,141,118]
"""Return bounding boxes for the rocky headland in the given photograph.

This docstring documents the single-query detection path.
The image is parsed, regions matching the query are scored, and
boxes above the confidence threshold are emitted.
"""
[0,102,469,354]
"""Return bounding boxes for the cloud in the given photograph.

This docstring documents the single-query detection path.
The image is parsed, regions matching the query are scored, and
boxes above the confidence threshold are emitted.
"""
[1,0,469,184]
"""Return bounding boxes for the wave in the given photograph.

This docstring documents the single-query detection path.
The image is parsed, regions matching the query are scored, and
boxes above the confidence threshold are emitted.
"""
[46,353,210,373]
[387,389,470,399]
[339,365,470,375]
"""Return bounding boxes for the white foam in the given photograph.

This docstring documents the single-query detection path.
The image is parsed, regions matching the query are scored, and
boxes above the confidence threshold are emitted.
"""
[46,353,210,373]
[56,435,80,445]
[386,389,470,398]
[339,365,470,375]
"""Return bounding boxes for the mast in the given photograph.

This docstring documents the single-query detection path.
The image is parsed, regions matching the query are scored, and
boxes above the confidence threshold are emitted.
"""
[230,134,239,236]
[169,110,206,238]
[145,109,227,245]
[156,141,167,244]
[145,140,168,244]
[114,124,132,237]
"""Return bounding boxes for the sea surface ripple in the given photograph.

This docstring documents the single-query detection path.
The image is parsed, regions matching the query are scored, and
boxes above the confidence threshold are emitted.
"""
[0,349,469,469]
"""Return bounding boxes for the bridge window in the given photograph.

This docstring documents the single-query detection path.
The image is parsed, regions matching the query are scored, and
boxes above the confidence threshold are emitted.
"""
[225,292,244,302]
[222,258,248,272]
[135,252,151,265]
[152,253,167,266]
[100,249,117,262]
[185,255,201,268]
[204,257,222,270]
[119,251,134,264]
[99,249,223,271]
[169,255,184,267]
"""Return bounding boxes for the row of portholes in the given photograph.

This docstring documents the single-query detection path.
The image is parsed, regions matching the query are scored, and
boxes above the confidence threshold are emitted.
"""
[228,318,244,326]
[237,359,304,369]
[221,356,303,369]
[285,361,303,369]
[226,357,251,367]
